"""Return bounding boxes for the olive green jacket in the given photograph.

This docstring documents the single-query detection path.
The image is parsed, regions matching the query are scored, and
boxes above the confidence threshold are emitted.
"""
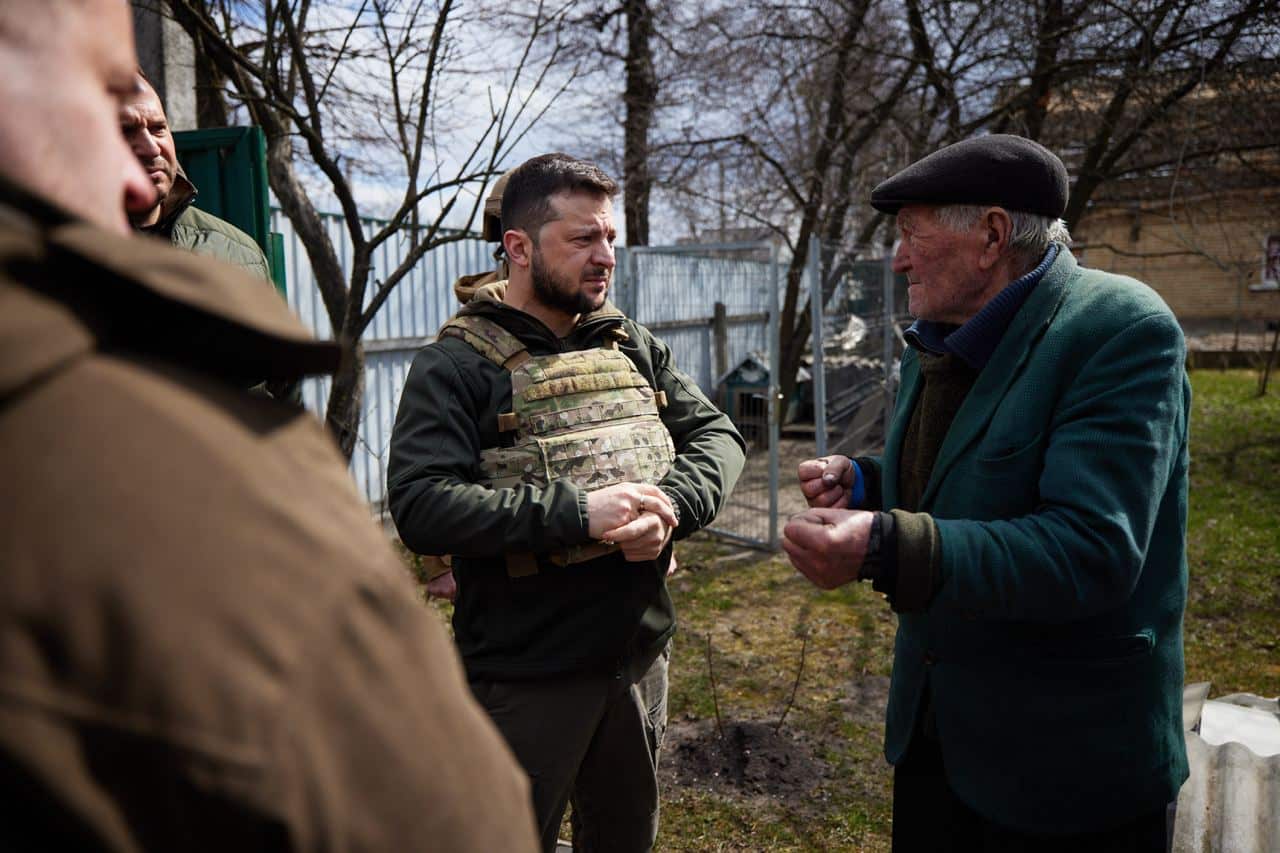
[140,169,297,402]
[388,291,745,681]
[145,169,270,280]
[865,248,1190,834]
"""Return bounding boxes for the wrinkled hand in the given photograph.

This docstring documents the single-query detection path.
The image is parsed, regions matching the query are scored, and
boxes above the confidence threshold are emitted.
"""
[587,483,678,540]
[426,570,457,602]
[781,507,873,589]
[798,456,854,509]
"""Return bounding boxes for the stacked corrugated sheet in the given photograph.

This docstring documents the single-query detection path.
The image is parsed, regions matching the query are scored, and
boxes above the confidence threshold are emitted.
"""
[1175,683,1280,852]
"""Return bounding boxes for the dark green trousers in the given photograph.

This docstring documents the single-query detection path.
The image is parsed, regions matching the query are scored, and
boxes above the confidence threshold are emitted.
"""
[469,645,669,853]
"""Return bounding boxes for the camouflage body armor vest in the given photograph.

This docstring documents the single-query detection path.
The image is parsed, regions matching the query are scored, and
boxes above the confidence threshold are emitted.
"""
[439,314,677,576]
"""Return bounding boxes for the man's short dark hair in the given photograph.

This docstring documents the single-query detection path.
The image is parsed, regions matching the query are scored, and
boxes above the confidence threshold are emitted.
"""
[501,154,618,242]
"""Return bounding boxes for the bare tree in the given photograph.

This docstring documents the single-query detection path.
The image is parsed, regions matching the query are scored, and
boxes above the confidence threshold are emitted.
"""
[164,0,574,459]
[648,0,925,407]
[498,0,689,247]
[676,0,1278,409]
[903,0,1278,229]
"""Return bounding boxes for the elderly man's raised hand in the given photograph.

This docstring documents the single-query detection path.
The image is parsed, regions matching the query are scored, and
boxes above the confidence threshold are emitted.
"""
[782,507,873,589]
[798,456,854,508]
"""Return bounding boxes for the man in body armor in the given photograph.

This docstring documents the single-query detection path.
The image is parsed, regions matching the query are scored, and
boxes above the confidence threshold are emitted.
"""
[388,153,745,852]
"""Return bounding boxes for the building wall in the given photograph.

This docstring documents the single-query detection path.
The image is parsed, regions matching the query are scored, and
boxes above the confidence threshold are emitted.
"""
[131,1,196,131]
[1074,187,1280,323]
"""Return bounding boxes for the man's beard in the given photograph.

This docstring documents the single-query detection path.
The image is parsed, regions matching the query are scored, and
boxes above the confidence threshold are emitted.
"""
[530,249,608,316]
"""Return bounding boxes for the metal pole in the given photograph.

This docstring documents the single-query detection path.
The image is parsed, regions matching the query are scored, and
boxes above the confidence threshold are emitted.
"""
[808,239,827,457]
[882,249,895,441]
[614,245,629,319]
[768,241,782,550]
[625,246,639,320]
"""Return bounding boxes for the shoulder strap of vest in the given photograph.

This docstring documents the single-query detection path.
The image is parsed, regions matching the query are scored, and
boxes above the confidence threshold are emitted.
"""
[439,314,531,371]
[609,323,668,408]
[600,322,668,408]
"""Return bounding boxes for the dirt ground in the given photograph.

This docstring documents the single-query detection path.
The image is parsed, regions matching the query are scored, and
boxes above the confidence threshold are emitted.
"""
[661,720,827,801]
[660,671,891,806]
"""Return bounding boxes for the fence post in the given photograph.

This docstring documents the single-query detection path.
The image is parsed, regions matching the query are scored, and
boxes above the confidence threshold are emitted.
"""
[808,239,827,457]
[712,301,729,384]
[882,249,895,439]
[768,242,782,550]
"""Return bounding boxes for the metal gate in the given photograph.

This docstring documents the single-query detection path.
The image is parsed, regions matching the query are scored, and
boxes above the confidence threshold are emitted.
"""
[615,242,782,550]
[808,241,905,459]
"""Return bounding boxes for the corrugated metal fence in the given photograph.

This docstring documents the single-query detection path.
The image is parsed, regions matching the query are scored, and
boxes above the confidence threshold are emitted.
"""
[616,243,782,548]
[275,209,493,509]
[279,211,784,532]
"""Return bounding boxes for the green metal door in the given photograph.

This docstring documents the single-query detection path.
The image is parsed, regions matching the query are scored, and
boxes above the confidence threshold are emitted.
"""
[174,126,287,296]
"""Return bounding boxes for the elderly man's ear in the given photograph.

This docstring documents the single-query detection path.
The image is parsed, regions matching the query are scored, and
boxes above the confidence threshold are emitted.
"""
[977,207,1013,271]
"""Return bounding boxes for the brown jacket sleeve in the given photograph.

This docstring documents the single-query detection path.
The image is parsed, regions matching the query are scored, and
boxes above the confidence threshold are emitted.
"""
[0,248,539,853]
[279,570,538,851]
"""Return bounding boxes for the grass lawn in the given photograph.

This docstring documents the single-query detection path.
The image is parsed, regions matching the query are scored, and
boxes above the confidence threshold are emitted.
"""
[408,368,1279,851]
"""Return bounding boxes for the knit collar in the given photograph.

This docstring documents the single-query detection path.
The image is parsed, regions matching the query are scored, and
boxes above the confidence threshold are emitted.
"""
[904,242,1060,369]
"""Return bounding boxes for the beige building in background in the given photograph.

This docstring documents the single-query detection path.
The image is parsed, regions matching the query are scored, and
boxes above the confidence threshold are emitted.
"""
[1074,185,1279,328]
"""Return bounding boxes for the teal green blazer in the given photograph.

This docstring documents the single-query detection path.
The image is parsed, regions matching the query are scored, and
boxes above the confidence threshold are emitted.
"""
[875,248,1190,834]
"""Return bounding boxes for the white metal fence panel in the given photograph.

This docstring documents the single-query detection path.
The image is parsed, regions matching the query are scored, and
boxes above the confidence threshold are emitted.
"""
[619,243,782,549]
[278,212,786,540]
[274,209,492,510]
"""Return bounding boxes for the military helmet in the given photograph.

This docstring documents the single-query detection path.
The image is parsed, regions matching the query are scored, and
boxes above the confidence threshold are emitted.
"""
[482,170,514,242]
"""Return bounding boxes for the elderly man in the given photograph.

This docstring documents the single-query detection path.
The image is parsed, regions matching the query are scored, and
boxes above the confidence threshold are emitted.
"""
[121,72,271,278]
[0,2,538,850]
[784,135,1189,852]
[388,153,745,852]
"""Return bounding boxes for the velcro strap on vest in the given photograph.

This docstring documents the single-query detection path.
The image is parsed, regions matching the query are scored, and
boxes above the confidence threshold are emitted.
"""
[520,370,648,402]
[505,542,620,577]
[655,390,668,408]
[497,412,520,432]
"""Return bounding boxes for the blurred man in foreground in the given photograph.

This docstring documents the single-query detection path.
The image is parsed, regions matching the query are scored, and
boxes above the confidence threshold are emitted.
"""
[786,135,1189,852]
[0,2,538,849]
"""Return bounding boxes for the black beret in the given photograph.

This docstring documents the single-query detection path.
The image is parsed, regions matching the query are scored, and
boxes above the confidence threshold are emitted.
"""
[870,134,1068,218]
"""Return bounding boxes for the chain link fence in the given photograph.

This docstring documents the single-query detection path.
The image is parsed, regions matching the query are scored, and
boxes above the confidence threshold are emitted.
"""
[616,243,782,549]
[809,241,907,461]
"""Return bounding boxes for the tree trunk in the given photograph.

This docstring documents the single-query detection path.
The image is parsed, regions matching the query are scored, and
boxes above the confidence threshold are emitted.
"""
[325,336,366,461]
[777,239,808,424]
[193,41,228,128]
[622,0,657,246]
[1020,0,1068,140]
